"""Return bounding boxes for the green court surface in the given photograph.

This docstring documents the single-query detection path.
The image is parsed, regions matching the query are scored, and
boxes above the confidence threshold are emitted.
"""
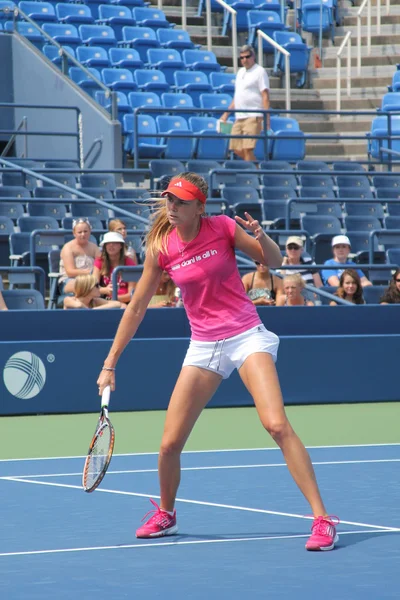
[0,402,399,459]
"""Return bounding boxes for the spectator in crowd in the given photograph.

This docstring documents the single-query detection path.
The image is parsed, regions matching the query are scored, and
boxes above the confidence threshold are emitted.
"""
[220,45,270,162]
[330,269,365,306]
[279,236,322,288]
[108,218,139,263]
[322,235,371,287]
[0,291,7,310]
[59,218,100,293]
[380,268,400,304]
[63,274,126,310]
[93,232,136,304]
[276,274,314,306]
[149,271,178,308]
[242,261,283,305]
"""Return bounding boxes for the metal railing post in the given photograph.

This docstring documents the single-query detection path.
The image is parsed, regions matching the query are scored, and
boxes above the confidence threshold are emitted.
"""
[377,0,381,35]
[257,30,291,112]
[357,0,370,75]
[206,0,212,51]
[182,0,187,31]
[336,31,352,117]
[215,0,238,73]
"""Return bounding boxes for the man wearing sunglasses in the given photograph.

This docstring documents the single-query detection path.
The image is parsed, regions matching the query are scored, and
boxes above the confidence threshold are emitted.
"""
[220,45,270,162]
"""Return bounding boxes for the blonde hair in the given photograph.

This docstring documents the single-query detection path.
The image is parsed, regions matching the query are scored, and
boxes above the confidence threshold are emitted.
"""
[74,274,98,297]
[283,273,306,290]
[109,218,127,232]
[145,172,208,257]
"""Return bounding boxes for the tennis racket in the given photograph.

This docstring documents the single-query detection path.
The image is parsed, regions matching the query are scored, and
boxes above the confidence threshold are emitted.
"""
[82,386,115,493]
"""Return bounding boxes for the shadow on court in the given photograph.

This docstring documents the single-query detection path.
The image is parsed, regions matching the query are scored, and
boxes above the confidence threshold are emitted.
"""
[337,530,400,549]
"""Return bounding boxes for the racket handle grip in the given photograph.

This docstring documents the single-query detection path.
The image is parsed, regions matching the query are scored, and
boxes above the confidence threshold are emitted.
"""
[101,386,111,409]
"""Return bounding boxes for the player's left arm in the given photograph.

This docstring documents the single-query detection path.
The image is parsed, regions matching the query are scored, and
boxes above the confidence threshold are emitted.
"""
[234,212,282,268]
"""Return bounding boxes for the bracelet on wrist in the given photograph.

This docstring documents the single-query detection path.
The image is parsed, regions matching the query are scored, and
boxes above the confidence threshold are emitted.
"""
[102,367,115,372]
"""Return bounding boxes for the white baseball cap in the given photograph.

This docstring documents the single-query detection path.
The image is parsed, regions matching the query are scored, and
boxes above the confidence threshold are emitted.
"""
[100,232,125,246]
[331,235,351,247]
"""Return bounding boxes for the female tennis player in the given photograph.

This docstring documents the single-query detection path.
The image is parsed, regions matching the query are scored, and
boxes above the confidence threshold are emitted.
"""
[97,172,338,551]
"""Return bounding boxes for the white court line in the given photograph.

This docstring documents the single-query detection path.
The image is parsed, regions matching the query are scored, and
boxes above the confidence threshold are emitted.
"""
[0,442,399,462]
[4,457,400,480]
[5,476,400,533]
[0,529,395,559]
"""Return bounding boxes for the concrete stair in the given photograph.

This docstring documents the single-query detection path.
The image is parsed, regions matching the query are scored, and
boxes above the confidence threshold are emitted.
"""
[155,0,400,161]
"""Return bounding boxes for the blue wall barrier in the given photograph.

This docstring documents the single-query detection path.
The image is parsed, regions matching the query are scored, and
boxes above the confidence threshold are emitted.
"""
[0,307,399,415]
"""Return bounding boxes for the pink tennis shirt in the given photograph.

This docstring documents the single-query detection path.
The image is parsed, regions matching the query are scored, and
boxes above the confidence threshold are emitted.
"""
[159,215,261,341]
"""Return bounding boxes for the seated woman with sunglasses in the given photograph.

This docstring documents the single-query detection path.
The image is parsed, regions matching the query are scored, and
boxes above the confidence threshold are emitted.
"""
[63,274,126,310]
[241,261,283,306]
[59,218,100,294]
[380,268,400,304]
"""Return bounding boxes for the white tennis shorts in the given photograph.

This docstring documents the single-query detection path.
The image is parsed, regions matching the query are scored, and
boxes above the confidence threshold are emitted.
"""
[182,324,280,380]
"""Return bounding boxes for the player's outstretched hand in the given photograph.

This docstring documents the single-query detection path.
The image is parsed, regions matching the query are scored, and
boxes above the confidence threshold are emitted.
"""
[97,369,115,396]
[235,211,265,241]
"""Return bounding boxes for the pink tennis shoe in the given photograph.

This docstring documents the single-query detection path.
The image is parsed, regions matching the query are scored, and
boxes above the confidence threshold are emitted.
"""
[305,515,339,551]
[136,499,178,538]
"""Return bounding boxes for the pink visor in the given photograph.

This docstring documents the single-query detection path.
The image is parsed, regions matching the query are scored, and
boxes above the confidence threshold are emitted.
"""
[161,178,207,204]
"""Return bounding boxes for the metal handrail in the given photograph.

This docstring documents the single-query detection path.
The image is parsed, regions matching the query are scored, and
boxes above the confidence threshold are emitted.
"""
[3,6,119,121]
[1,116,27,158]
[0,266,46,298]
[369,229,400,264]
[357,0,371,75]
[257,30,290,111]
[336,31,352,117]
[210,0,238,74]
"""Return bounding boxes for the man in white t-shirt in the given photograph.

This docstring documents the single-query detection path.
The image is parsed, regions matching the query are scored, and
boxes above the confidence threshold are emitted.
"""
[220,45,270,162]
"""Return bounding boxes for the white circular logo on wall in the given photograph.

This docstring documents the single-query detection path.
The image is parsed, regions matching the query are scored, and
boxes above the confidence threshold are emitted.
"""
[3,352,46,399]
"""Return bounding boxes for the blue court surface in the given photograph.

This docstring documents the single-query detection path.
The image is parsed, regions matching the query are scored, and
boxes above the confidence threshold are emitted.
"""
[0,444,399,599]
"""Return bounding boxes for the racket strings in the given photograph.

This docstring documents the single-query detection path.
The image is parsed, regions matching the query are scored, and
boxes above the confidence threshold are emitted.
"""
[84,422,113,490]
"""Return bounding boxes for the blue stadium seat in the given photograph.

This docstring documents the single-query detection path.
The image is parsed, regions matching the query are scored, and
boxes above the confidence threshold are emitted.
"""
[0,202,25,222]
[182,49,222,74]
[161,92,195,116]
[123,114,166,157]
[70,202,110,224]
[223,172,260,188]
[299,186,336,199]
[69,66,102,98]
[27,202,67,221]
[189,116,228,160]
[0,215,15,235]
[157,28,198,50]
[231,202,264,224]
[97,4,135,41]
[379,92,400,112]
[367,115,400,162]
[34,187,73,199]
[76,46,109,68]
[384,216,400,230]
[247,10,287,52]
[42,23,81,49]
[336,174,371,190]
[300,174,335,188]
[388,71,400,93]
[363,285,387,305]
[19,2,56,23]
[5,21,45,49]
[2,289,45,310]
[299,0,335,43]
[296,159,330,171]
[273,31,311,88]
[262,173,298,188]
[197,0,225,16]
[386,201,400,216]
[102,67,138,91]
[80,174,116,190]
[156,116,192,159]
[132,7,172,28]
[301,215,341,236]
[373,175,400,189]
[200,93,232,118]
[56,3,94,26]
[261,186,297,201]
[253,0,284,15]
[209,72,236,94]
[114,188,150,200]
[147,48,185,86]
[386,248,400,265]
[42,173,77,188]
[149,159,185,182]
[224,160,254,170]
[222,0,254,36]
[337,188,375,200]
[62,216,104,230]
[108,46,143,69]
[332,161,366,172]
[174,71,212,107]
[270,117,305,161]
[1,171,24,187]
[344,216,382,232]
[110,0,148,5]
[43,44,76,65]
[79,188,114,200]
[128,91,162,116]
[133,69,169,97]
[79,24,117,47]
[222,186,260,204]
[303,201,343,219]
[259,160,294,171]
[18,215,59,232]
[0,1,15,21]
[95,89,131,120]
[345,203,385,220]
[263,201,298,228]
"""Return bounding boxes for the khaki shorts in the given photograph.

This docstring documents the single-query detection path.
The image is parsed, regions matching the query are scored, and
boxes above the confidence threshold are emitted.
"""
[229,117,263,151]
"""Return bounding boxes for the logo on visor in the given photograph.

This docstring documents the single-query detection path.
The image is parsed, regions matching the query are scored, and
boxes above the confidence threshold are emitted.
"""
[174,181,183,187]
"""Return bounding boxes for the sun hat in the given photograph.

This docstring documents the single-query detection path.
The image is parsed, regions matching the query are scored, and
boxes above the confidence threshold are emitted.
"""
[331,235,351,247]
[100,232,126,246]
[286,236,304,247]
